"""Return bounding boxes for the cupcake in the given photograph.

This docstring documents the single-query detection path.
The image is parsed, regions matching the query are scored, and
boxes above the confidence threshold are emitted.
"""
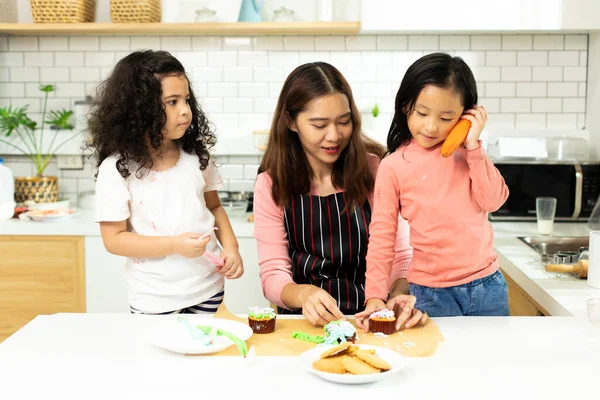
[323,320,358,345]
[248,307,276,334]
[369,309,396,334]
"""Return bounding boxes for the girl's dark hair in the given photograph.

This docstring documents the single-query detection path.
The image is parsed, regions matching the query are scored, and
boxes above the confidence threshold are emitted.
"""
[86,49,216,178]
[258,62,386,210]
[387,52,478,153]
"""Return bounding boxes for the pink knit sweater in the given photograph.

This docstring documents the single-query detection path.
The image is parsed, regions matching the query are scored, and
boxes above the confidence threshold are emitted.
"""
[365,140,509,301]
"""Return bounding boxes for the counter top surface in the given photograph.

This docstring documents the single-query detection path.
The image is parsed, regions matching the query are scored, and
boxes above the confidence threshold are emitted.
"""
[0,313,598,399]
[2,212,599,320]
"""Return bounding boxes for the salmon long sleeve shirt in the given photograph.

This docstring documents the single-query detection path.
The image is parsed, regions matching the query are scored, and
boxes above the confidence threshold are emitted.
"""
[365,140,509,301]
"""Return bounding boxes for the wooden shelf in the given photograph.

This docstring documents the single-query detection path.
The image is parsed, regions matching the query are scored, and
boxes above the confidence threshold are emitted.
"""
[0,21,361,36]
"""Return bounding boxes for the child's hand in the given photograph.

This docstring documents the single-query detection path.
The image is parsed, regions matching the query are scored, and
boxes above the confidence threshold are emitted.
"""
[461,104,487,150]
[172,233,211,258]
[354,298,387,332]
[298,286,345,326]
[216,247,244,279]
[386,294,428,330]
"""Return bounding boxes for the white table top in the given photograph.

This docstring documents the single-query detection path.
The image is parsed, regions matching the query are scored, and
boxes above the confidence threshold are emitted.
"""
[1,313,599,400]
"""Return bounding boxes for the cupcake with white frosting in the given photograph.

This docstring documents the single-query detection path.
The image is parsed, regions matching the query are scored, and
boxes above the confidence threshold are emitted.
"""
[369,309,396,334]
[323,320,358,344]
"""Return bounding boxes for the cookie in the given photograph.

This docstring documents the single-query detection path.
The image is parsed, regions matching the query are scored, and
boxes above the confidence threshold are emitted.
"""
[312,355,347,374]
[319,341,351,358]
[341,356,380,375]
[354,349,391,371]
[347,346,375,356]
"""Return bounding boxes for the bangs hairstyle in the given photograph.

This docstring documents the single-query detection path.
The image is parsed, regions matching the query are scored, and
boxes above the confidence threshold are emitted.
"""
[258,62,385,210]
[86,50,216,178]
[387,52,478,153]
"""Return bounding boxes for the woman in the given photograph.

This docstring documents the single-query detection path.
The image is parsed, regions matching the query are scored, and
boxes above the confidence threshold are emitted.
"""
[253,62,425,328]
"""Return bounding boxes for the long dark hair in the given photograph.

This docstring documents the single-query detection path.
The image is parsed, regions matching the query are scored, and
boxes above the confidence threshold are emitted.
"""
[86,50,216,178]
[258,62,386,210]
[387,52,478,153]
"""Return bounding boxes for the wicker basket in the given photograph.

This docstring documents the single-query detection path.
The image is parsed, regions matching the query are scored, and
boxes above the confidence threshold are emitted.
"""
[15,176,59,204]
[30,0,96,23]
[110,0,160,23]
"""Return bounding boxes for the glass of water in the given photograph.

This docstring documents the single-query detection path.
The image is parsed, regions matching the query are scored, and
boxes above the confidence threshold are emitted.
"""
[536,197,557,235]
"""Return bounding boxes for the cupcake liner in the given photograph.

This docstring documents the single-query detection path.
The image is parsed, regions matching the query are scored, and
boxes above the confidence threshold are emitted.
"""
[248,317,276,334]
[369,318,396,335]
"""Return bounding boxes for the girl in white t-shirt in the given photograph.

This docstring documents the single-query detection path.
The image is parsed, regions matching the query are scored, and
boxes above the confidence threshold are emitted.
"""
[87,50,244,315]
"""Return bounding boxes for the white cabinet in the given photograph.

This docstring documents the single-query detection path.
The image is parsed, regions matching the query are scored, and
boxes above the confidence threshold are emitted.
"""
[84,236,269,314]
[224,237,270,314]
[84,237,129,313]
[360,0,600,33]
[559,0,600,30]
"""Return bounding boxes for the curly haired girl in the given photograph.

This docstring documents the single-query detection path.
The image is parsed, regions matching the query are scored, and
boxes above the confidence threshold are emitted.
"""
[87,50,243,315]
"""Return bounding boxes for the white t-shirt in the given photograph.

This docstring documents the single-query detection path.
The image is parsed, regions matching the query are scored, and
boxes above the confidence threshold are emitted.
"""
[94,149,224,313]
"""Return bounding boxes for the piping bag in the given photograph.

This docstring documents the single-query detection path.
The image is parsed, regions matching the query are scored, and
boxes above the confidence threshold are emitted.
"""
[200,227,225,267]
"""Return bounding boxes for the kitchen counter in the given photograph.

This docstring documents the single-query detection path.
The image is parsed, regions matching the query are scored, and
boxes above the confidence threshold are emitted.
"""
[0,211,263,315]
[0,209,256,237]
[0,313,598,399]
[493,221,600,319]
[2,212,599,319]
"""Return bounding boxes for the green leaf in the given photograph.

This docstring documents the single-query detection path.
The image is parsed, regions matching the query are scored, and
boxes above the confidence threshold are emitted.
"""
[39,84,55,93]
[46,110,73,129]
[24,118,37,130]
[0,105,31,136]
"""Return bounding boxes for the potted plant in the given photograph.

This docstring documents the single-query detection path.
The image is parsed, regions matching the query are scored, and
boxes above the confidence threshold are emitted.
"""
[0,84,77,204]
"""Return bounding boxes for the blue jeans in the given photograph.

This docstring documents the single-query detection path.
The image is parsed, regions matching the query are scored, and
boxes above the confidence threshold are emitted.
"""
[409,270,509,317]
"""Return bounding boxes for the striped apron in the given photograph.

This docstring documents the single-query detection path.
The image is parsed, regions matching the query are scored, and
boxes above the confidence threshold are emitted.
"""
[279,192,371,315]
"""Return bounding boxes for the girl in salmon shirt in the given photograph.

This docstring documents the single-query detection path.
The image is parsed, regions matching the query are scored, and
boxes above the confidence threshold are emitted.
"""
[253,62,427,327]
[356,53,510,329]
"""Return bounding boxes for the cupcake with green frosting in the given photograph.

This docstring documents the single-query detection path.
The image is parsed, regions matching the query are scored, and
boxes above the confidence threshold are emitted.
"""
[248,306,276,334]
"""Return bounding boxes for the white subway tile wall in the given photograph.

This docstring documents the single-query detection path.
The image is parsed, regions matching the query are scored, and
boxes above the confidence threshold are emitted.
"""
[0,154,262,204]
[0,33,589,201]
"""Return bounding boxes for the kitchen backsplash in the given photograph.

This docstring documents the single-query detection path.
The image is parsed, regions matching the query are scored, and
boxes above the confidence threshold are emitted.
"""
[0,154,261,205]
[0,33,590,202]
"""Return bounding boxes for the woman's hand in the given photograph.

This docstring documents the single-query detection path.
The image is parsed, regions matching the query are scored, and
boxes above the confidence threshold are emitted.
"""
[354,298,387,332]
[461,105,487,150]
[298,286,345,326]
[217,247,244,279]
[386,294,428,330]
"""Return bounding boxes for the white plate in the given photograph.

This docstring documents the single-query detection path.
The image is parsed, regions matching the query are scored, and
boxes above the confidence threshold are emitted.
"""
[145,317,252,355]
[24,210,77,222]
[28,213,76,222]
[27,200,71,210]
[299,344,405,385]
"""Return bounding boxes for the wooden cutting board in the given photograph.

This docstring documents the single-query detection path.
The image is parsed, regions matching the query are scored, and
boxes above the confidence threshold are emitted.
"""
[202,304,444,358]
